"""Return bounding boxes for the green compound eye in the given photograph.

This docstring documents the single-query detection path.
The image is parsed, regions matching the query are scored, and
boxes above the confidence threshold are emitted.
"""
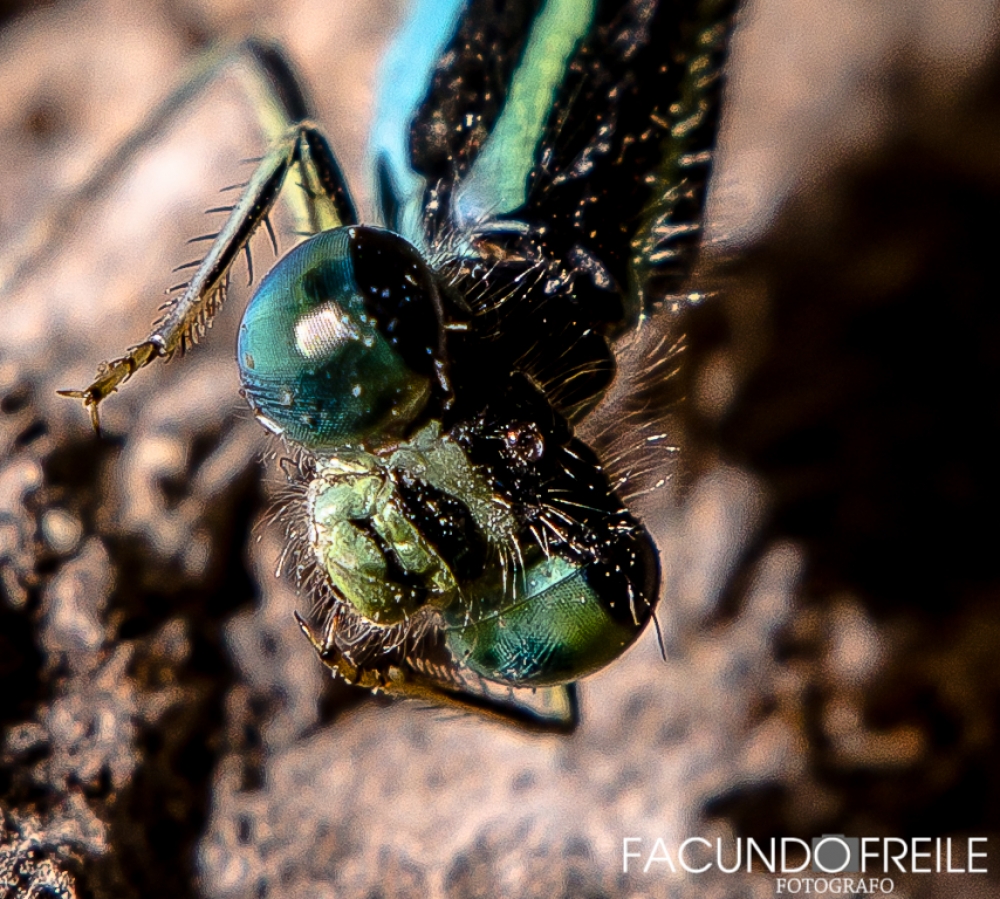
[444,529,659,688]
[238,226,444,449]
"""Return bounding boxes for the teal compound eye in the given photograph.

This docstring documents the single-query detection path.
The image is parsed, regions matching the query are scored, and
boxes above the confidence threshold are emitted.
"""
[444,526,660,688]
[237,226,445,449]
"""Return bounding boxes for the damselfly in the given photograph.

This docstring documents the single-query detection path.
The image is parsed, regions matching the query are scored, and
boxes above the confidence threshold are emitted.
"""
[54,0,737,731]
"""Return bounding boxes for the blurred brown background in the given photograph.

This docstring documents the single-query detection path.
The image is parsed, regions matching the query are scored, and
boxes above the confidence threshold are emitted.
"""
[2,0,1000,897]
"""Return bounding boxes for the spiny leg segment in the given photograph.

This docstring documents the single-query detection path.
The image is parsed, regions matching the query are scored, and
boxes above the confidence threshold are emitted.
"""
[56,41,357,431]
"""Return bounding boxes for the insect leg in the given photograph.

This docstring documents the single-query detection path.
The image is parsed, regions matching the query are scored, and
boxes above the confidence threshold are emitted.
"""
[392,674,581,734]
[54,46,357,430]
[294,613,581,733]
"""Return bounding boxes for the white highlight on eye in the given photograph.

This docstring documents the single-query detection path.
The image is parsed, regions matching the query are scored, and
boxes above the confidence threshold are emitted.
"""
[294,302,361,359]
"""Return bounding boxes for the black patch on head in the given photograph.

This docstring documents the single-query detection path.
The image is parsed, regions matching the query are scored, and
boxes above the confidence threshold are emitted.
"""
[348,226,445,381]
[392,472,488,583]
[352,518,429,615]
[582,518,659,629]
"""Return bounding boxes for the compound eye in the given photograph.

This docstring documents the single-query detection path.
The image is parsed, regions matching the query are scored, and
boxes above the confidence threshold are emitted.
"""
[238,226,443,449]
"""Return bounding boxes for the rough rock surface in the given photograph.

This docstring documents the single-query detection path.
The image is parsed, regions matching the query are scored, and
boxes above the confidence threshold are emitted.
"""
[2,1,1000,898]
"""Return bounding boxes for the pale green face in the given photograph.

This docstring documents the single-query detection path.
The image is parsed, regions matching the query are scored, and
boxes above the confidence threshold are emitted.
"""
[307,438,465,626]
